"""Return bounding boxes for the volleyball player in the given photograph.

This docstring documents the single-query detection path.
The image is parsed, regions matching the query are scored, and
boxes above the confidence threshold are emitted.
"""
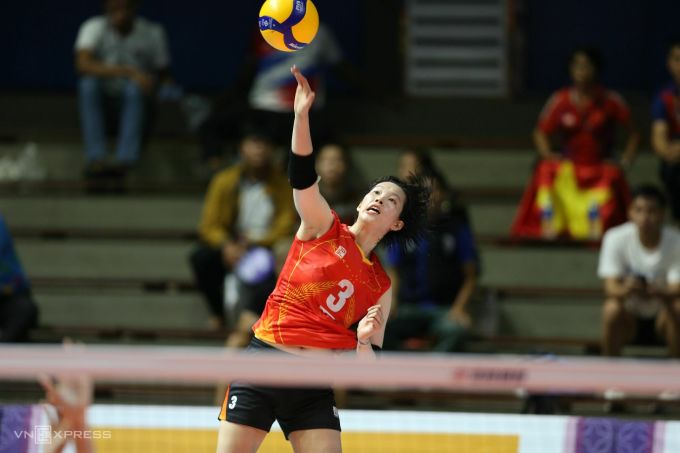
[215,66,430,453]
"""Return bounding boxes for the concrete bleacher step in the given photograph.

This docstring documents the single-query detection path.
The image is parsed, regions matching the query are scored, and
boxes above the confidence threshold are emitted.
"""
[1,194,516,239]
[0,191,516,242]
[15,237,602,287]
[479,246,600,288]
[468,204,517,238]
[36,290,210,329]
[2,141,662,190]
[496,296,601,339]
[351,147,661,189]
[15,239,193,281]
[0,140,201,183]
[0,195,201,233]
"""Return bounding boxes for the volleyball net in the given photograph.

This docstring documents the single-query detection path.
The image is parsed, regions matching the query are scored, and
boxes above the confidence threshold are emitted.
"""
[1,344,680,452]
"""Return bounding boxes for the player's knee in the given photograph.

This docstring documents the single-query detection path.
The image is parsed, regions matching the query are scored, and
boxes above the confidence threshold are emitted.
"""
[602,298,625,323]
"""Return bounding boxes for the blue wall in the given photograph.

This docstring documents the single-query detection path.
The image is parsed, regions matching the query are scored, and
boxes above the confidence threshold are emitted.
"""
[525,0,680,94]
[1,0,363,91]
[5,1,679,94]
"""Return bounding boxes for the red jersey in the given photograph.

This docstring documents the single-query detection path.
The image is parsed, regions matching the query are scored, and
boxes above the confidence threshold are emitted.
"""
[253,212,391,349]
[537,86,631,165]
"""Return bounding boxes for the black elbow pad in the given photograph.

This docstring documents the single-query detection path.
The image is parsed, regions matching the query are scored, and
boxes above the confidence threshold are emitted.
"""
[288,152,317,189]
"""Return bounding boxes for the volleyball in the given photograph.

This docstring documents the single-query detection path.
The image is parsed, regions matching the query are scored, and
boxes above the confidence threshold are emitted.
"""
[258,0,319,52]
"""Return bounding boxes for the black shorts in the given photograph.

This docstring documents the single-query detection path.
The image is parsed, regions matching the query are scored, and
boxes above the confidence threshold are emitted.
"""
[218,337,341,439]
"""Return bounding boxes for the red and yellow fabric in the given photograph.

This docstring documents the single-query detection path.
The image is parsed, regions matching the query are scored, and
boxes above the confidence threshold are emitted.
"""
[511,160,631,240]
[537,86,632,165]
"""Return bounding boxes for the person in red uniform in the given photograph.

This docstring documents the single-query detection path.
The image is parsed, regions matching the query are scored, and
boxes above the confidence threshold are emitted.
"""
[512,47,639,240]
[534,47,638,166]
[215,66,430,453]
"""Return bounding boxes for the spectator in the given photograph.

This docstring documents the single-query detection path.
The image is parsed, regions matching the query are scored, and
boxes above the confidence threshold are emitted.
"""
[0,215,39,342]
[75,0,173,187]
[598,185,680,357]
[651,39,680,226]
[383,156,479,353]
[198,22,348,171]
[315,142,363,225]
[189,127,295,331]
[512,47,638,240]
[396,148,437,181]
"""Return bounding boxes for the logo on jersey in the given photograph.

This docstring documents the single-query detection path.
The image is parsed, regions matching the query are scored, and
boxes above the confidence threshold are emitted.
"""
[334,246,347,259]
[333,406,339,418]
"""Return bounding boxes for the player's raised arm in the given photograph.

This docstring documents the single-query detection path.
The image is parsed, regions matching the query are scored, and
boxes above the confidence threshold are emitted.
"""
[289,65,334,241]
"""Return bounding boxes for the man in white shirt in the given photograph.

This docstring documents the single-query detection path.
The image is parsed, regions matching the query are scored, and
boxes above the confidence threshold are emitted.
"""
[598,185,680,357]
[74,0,171,180]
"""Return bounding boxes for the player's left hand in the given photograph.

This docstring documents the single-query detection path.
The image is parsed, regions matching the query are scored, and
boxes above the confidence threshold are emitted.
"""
[357,304,383,344]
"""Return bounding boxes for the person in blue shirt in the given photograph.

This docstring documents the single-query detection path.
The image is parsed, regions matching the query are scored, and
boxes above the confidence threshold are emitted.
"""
[651,39,680,225]
[383,162,479,352]
[0,215,38,342]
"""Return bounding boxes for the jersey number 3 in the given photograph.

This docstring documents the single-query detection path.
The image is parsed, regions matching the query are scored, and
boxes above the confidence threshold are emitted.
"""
[326,279,355,313]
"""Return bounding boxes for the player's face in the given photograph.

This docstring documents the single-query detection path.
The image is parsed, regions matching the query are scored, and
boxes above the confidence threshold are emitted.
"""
[357,182,405,234]
[668,47,680,83]
[316,145,347,185]
[629,197,664,236]
[570,53,596,87]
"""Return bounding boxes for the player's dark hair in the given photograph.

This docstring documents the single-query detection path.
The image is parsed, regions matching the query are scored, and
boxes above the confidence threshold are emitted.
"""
[569,46,604,77]
[369,174,431,250]
[632,184,667,209]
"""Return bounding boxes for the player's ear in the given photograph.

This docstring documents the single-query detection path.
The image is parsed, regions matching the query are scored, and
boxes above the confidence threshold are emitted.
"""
[390,220,404,232]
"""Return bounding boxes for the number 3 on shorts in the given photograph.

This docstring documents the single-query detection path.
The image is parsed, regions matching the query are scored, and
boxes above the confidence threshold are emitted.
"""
[326,279,354,313]
[228,395,237,409]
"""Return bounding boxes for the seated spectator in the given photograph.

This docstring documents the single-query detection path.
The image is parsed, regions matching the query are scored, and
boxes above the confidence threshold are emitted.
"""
[315,142,364,225]
[512,47,639,240]
[0,215,39,342]
[189,127,295,331]
[198,22,354,172]
[396,148,437,181]
[383,163,479,353]
[651,39,680,226]
[75,0,173,187]
[598,185,680,357]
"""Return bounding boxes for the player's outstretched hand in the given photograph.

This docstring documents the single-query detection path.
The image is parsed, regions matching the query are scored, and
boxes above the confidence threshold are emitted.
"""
[291,65,315,116]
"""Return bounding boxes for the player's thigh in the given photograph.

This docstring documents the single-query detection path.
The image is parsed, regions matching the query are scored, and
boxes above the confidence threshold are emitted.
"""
[289,428,342,453]
[216,420,267,453]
